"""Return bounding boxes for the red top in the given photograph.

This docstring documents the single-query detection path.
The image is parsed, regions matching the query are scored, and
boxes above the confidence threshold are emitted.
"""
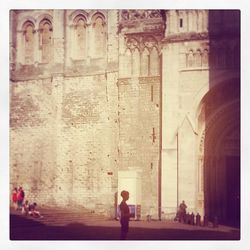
[12,191,17,202]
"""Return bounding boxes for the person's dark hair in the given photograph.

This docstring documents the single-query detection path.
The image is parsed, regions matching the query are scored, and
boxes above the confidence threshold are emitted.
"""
[121,190,129,198]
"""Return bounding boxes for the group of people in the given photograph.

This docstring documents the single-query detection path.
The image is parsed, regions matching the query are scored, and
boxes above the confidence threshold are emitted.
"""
[174,200,204,226]
[11,186,43,218]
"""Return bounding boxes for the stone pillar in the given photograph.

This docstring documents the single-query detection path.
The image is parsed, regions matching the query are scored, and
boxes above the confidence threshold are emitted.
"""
[16,30,24,65]
[202,10,208,32]
[10,11,17,70]
[161,41,180,215]
[53,10,64,69]
[107,10,119,64]
[51,75,66,205]
[33,30,39,63]
[64,10,72,68]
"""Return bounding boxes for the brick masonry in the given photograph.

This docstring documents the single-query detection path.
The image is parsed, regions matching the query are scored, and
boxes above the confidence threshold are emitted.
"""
[10,10,240,220]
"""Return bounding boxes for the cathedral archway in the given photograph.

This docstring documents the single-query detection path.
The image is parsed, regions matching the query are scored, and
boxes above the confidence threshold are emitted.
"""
[198,78,240,227]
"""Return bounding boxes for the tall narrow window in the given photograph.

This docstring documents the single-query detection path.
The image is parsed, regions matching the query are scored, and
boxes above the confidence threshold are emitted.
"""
[75,17,86,59]
[180,18,183,28]
[132,48,140,76]
[39,20,53,63]
[92,15,106,57]
[187,50,194,67]
[141,48,149,76]
[195,49,202,67]
[150,47,159,75]
[202,49,209,67]
[124,49,132,76]
[23,22,35,64]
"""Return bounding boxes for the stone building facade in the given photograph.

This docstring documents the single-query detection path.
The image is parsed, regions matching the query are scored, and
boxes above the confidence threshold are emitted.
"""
[10,10,240,226]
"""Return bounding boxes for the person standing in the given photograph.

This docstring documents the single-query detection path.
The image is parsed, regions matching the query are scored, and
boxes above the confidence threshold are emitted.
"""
[11,187,18,210]
[119,190,130,240]
[179,200,187,223]
[17,187,25,210]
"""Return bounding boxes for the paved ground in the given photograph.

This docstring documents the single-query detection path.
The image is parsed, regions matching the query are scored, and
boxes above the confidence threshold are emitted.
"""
[10,207,240,240]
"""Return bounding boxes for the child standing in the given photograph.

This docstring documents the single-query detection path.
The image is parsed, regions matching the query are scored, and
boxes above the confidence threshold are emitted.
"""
[119,190,130,240]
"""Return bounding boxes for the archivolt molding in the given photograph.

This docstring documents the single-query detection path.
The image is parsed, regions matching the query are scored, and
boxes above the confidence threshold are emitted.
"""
[72,14,88,26]
[89,11,107,25]
[125,34,161,53]
[198,100,240,155]
[190,74,240,122]
[69,10,89,24]
[37,14,53,28]
[17,16,36,31]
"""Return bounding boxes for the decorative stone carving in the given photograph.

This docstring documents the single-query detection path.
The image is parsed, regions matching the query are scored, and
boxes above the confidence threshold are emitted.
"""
[123,34,160,77]
[125,35,160,52]
[117,78,130,85]
[139,76,160,84]
[126,37,139,50]
[184,48,209,68]
[121,10,162,21]
[142,36,158,50]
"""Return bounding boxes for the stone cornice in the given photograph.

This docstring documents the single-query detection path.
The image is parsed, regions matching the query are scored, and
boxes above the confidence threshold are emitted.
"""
[163,32,209,43]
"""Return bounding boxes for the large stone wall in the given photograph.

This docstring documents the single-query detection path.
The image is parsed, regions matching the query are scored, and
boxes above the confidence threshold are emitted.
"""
[117,77,160,217]
[10,10,120,217]
[10,10,240,221]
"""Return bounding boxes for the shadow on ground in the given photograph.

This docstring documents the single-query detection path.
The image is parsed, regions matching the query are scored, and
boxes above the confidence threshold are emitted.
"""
[10,214,240,240]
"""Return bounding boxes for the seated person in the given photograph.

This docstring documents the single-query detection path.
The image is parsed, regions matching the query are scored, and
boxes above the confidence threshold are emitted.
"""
[28,202,43,218]
[21,200,29,215]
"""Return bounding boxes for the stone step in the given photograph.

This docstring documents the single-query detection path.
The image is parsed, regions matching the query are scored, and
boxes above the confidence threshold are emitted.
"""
[10,206,110,228]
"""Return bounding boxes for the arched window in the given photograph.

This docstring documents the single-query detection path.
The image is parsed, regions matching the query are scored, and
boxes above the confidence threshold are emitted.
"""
[150,47,159,75]
[195,49,202,67]
[141,48,149,76]
[39,19,53,63]
[202,49,209,67]
[92,14,106,57]
[187,50,194,67]
[23,22,35,64]
[124,49,132,76]
[132,48,140,76]
[74,16,87,59]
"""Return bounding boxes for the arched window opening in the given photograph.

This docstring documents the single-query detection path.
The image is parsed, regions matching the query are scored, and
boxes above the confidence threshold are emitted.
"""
[23,22,35,64]
[132,48,140,76]
[187,50,194,67]
[74,17,87,59]
[141,48,150,76]
[39,19,53,63]
[124,49,132,76]
[92,15,106,58]
[150,47,160,75]
[202,49,209,67]
[195,49,202,67]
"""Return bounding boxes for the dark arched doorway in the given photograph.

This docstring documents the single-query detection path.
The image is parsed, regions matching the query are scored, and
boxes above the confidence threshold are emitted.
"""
[201,79,240,227]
